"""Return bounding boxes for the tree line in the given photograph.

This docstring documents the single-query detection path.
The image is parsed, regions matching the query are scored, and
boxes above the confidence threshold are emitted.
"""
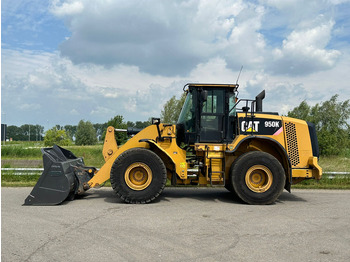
[44,116,151,146]
[4,117,150,146]
[5,125,45,141]
[287,94,350,156]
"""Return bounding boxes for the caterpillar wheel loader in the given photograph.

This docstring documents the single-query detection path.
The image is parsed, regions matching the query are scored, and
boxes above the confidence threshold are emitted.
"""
[24,83,322,206]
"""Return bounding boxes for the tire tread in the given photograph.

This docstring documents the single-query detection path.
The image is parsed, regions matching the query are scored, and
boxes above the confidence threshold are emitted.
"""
[110,148,167,204]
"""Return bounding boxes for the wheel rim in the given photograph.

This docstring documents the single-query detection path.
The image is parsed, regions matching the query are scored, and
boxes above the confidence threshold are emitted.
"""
[245,165,273,193]
[125,162,152,191]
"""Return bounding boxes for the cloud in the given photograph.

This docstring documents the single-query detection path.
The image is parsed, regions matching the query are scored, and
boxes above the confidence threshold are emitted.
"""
[19,103,42,111]
[269,18,341,75]
[2,0,350,129]
[1,49,57,77]
[2,49,184,126]
[50,0,84,17]
[90,106,114,116]
[70,109,79,115]
[189,57,240,83]
[49,0,344,78]
[5,46,349,128]
[50,0,267,76]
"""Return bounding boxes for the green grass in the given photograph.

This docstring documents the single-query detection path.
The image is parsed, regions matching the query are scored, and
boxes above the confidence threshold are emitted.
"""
[64,145,104,167]
[1,141,44,147]
[293,154,350,189]
[294,174,350,189]
[1,145,43,158]
[318,156,350,172]
[1,143,105,167]
[1,174,41,187]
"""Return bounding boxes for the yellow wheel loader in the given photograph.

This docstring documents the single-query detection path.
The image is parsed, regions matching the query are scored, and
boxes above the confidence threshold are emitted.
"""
[24,83,322,205]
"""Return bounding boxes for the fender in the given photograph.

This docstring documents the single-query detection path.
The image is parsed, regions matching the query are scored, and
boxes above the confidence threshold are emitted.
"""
[226,136,292,191]
[139,139,181,182]
[139,139,175,166]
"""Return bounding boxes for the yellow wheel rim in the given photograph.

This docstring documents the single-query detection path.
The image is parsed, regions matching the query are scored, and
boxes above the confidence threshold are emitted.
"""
[125,162,152,191]
[245,165,273,193]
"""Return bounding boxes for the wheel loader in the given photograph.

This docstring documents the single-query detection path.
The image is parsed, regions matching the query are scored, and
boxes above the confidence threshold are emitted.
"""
[24,83,322,205]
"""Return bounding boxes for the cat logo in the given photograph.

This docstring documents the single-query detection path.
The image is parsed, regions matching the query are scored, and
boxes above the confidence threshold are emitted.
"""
[241,121,260,132]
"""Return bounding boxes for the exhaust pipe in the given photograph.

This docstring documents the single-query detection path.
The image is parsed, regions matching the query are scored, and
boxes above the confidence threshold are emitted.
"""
[256,90,265,112]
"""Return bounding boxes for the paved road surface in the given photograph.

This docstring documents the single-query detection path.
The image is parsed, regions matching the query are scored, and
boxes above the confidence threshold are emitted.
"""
[2,187,350,262]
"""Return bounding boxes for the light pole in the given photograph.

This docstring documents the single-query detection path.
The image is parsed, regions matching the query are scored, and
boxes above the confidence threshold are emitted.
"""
[2,113,6,145]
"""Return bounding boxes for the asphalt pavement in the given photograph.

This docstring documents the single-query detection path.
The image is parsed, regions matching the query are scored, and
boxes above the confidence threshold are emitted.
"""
[2,187,350,262]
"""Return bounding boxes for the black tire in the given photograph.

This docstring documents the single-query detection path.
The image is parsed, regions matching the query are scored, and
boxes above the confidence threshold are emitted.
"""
[224,176,236,193]
[230,151,285,205]
[224,180,234,192]
[225,163,239,197]
[110,148,167,204]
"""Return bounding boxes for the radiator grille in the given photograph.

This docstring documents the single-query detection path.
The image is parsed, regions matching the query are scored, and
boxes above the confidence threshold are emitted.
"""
[285,122,300,166]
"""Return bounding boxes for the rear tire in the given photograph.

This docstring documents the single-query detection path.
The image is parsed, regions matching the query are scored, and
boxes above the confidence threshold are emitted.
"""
[110,148,167,204]
[230,151,285,205]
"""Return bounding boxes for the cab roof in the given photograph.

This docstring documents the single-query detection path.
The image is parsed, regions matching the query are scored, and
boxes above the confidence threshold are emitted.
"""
[183,83,239,91]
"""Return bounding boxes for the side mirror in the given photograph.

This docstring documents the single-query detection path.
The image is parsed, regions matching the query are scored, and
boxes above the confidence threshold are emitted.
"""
[151,118,160,125]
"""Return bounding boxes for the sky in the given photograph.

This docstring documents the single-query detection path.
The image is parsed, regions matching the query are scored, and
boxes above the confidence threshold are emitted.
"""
[2,0,350,130]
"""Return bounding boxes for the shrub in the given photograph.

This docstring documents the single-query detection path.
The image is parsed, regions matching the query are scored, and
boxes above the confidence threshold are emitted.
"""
[44,127,72,147]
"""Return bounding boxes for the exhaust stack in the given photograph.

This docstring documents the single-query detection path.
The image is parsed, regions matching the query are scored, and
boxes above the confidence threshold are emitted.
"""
[256,90,265,112]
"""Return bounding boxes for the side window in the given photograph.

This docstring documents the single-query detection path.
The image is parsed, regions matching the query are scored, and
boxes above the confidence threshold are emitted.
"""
[202,90,224,114]
[200,89,225,142]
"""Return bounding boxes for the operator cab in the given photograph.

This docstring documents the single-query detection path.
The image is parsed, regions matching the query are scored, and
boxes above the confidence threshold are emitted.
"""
[176,83,238,146]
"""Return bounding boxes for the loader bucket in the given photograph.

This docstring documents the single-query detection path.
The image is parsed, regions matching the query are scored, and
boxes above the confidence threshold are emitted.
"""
[24,145,89,206]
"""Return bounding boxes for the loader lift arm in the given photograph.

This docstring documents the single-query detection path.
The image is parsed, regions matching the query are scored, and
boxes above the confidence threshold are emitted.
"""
[24,122,187,205]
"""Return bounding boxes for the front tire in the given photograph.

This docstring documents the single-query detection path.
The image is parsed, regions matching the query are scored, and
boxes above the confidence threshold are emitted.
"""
[110,148,167,204]
[230,151,285,205]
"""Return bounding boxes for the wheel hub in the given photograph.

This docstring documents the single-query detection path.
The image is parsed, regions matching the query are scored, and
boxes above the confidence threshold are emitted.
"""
[245,165,273,193]
[125,162,152,191]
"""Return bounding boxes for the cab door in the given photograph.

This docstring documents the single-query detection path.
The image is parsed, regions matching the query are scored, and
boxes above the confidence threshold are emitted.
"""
[199,88,225,143]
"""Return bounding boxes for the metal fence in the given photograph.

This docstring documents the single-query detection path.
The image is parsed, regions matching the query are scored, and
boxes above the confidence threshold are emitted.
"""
[1,168,43,175]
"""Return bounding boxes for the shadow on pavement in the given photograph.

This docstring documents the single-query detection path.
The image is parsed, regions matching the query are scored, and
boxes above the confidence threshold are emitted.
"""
[73,187,307,205]
[160,187,242,204]
[277,191,307,202]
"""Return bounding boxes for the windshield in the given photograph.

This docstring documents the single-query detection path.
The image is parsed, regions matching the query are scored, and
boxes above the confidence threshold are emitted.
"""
[177,92,194,131]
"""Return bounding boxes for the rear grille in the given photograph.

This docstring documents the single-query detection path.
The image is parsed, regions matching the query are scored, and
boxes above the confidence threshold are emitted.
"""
[285,122,300,166]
